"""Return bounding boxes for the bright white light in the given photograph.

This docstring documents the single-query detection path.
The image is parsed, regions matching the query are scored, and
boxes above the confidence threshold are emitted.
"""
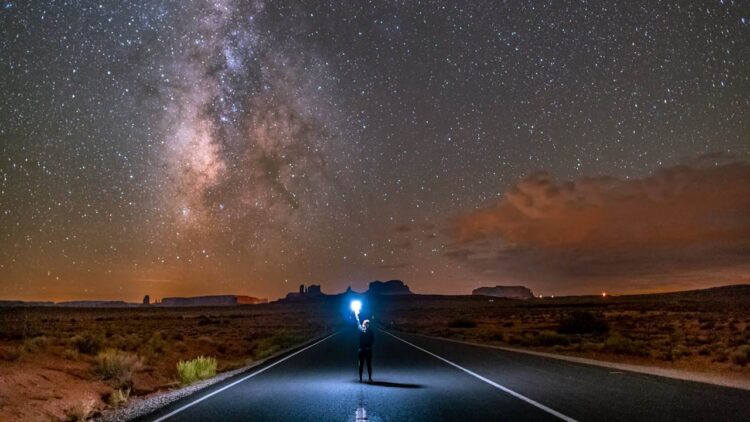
[350,300,362,315]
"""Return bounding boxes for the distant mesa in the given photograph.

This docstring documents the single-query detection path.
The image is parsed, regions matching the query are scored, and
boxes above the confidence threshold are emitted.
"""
[472,285,534,300]
[284,284,324,302]
[0,295,267,307]
[366,280,412,295]
[0,300,54,307]
[279,280,412,303]
[159,295,267,306]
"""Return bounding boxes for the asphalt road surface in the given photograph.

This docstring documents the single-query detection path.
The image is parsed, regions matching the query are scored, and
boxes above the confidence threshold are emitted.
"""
[141,328,750,421]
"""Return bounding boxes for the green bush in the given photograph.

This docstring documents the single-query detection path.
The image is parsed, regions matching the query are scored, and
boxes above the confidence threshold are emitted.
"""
[0,346,23,361]
[146,331,167,354]
[71,332,104,355]
[177,356,218,385]
[714,348,729,363]
[22,336,50,353]
[507,335,523,345]
[730,345,750,366]
[107,387,130,408]
[535,330,571,347]
[603,333,640,355]
[581,341,603,353]
[65,400,95,422]
[671,344,691,360]
[93,349,143,388]
[558,311,609,334]
[252,332,305,360]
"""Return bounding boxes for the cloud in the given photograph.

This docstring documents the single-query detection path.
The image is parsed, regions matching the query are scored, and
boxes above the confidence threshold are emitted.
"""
[446,155,750,293]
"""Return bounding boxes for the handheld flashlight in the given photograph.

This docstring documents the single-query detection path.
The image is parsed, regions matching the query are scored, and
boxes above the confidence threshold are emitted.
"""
[350,299,362,317]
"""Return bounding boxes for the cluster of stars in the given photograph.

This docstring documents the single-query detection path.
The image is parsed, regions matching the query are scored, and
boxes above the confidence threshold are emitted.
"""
[0,0,747,300]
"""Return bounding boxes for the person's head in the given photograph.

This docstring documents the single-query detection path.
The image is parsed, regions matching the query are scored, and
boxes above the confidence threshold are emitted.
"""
[362,320,370,330]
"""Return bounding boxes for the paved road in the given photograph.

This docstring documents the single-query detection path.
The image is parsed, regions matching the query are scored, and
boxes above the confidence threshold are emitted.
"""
[141,328,750,421]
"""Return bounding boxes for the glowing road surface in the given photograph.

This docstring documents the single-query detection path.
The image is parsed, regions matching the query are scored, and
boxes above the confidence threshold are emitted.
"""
[141,329,750,421]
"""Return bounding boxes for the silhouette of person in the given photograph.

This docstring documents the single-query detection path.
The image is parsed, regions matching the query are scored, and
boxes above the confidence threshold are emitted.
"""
[358,319,374,382]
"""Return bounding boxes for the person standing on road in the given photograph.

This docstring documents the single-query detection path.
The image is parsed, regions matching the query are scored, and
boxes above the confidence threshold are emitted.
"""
[358,319,374,383]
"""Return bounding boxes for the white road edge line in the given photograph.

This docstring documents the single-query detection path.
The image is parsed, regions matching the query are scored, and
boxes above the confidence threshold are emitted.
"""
[152,332,339,422]
[383,330,578,422]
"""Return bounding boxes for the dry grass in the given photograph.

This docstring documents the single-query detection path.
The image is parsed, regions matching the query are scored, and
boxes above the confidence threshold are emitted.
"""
[64,399,96,422]
[0,302,338,419]
[375,289,750,376]
[176,356,218,385]
[93,349,143,388]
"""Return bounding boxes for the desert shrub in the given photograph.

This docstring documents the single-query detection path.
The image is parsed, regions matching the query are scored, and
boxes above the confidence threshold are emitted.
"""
[253,332,304,360]
[448,318,477,328]
[507,335,523,345]
[65,400,95,421]
[671,344,690,360]
[71,332,103,355]
[581,341,603,352]
[669,328,686,343]
[558,311,609,334]
[697,345,711,356]
[730,345,750,366]
[602,333,643,355]
[93,349,143,387]
[480,331,505,342]
[106,387,130,408]
[535,330,570,347]
[118,333,142,351]
[699,320,715,330]
[63,349,79,360]
[713,348,729,363]
[146,331,167,354]
[0,346,23,361]
[198,316,220,325]
[22,336,50,353]
[177,356,217,385]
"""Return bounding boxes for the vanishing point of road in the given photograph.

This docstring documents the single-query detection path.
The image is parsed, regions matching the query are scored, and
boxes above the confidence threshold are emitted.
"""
[140,328,750,421]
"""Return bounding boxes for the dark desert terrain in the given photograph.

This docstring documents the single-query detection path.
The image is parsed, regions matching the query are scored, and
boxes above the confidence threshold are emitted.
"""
[0,302,338,420]
[377,285,750,380]
[2,285,750,420]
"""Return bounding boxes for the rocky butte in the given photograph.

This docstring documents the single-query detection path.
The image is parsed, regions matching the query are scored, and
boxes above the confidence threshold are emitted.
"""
[472,285,535,300]
[366,280,413,295]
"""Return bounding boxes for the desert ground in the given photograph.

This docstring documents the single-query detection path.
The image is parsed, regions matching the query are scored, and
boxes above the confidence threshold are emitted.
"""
[0,303,338,421]
[2,286,750,420]
[375,285,750,380]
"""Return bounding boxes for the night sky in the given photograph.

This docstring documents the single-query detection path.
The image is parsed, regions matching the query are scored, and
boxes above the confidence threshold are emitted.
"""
[1,1,748,302]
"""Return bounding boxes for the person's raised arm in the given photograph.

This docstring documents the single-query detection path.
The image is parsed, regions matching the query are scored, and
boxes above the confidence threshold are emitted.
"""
[355,313,364,331]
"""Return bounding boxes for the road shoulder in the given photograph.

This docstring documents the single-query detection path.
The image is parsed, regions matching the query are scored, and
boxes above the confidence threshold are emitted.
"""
[391,330,750,391]
[97,331,339,422]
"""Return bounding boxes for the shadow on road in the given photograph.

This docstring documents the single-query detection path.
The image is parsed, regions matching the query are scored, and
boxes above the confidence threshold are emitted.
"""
[352,380,424,389]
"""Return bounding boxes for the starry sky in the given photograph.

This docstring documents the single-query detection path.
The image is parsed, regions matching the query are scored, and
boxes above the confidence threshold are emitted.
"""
[1,0,748,302]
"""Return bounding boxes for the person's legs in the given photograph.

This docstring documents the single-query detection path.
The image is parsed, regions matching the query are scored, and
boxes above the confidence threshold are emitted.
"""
[358,350,364,382]
[366,350,372,381]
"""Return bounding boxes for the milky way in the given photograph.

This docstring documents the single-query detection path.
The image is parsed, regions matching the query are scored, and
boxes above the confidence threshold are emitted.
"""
[1,1,748,301]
